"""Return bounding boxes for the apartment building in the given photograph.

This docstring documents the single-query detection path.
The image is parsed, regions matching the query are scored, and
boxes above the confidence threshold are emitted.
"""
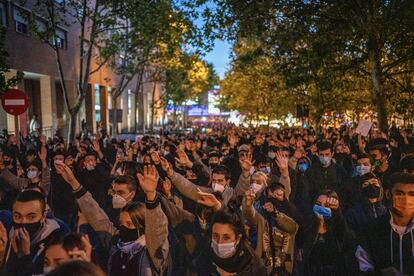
[0,0,164,138]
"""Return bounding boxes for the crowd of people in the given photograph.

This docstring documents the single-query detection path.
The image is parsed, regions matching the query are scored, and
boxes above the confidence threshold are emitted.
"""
[0,123,413,275]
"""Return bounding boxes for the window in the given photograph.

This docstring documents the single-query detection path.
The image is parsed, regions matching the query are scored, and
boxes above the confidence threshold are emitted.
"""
[54,0,65,4]
[13,8,28,34]
[0,3,6,27]
[54,28,66,49]
[94,84,101,122]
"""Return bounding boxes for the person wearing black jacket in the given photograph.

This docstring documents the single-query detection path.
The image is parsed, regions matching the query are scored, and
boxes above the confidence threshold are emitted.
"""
[305,141,349,201]
[75,151,112,210]
[345,173,387,238]
[299,190,355,276]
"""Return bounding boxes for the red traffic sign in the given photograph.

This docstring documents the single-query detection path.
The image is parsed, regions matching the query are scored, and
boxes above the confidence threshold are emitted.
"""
[1,89,29,116]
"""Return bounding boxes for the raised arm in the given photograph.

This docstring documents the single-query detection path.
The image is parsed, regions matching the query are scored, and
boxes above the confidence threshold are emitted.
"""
[276,151,291,199]
[137,165,169,274]
[234,153,253,196]
[160,157,210,202]
[55,162,118,238]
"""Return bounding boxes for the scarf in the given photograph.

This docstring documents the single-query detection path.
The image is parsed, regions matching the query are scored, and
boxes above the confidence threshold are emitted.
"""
[210,242,253,273]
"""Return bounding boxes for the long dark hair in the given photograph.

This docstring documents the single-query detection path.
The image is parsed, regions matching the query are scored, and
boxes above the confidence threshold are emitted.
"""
[121,202,146,235]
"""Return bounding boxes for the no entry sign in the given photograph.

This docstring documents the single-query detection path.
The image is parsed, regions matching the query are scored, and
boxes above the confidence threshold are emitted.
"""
[1,89,29,116]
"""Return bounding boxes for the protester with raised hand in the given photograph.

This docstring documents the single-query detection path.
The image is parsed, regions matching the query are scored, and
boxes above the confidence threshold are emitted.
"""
[0,142,50,193]
[55,162,171,275]
[299,190,354,275]
[161,154,250,206]
[242,185,298,275]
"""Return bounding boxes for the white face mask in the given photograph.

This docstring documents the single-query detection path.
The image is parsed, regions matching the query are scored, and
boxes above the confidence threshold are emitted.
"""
[43,266,54,274]
[112,194,128,209]
[212,182,225,193]
[250,183,263,193]
[86,164,95,171]
[211,239,237,258]
[27,170,38,179]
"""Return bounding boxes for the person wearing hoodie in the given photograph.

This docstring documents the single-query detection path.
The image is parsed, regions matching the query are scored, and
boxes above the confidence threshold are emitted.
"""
[345,173,387,237]
[4,190,64,275]
[356,172,414,275]
[55,162,171,276]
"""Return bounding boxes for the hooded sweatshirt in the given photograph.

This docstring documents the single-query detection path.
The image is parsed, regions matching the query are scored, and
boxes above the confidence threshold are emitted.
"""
[356,212,414,274]
[5,218,62,276]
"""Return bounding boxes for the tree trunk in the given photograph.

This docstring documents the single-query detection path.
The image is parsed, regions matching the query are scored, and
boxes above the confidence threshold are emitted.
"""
[369,44,389,132]
[150,81,157,132]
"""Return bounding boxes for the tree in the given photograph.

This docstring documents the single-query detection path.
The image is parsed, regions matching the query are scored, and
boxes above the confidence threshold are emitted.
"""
[25,0,120,140]
[204,0,414,131]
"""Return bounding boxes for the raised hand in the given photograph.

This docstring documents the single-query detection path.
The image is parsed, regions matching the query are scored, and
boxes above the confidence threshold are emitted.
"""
[91,139,101,153]
[160,157,174,178]
[55,163,80,190]
[39,145,47,164]
[326,197,339,210]
[196,189,221,211]
[68,235,92,262]
[175,150,192,168]
[239,152,254,177]
[244,190,256,207]
[137,165,158,201]
[275,151,289,176]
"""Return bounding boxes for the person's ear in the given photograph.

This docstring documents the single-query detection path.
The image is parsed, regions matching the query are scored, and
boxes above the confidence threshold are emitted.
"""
[226,179,230,187]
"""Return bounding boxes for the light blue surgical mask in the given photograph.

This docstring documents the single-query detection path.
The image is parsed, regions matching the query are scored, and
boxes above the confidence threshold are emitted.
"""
[298,163,309,173]
[260,167,271,174]
[313,204,332,219]
[355,165,371,176]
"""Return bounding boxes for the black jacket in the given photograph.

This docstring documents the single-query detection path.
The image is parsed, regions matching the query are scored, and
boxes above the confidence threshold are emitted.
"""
[359,212,414,274]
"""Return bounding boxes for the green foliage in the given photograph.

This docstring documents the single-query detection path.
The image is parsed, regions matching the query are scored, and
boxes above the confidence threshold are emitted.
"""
[202,0,414,128]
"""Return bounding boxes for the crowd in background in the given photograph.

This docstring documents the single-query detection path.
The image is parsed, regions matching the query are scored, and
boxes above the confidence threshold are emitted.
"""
[0,123,413,275]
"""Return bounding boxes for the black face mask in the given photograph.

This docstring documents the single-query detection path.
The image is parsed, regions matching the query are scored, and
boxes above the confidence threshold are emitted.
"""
[209,163,219,170]
[119,225,139,243]
[362,185,381,199]
[13,221,42,241]
[3,160,11,166]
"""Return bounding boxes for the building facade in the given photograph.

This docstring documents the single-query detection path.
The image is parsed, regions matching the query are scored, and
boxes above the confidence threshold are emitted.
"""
[0,0,164,138]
